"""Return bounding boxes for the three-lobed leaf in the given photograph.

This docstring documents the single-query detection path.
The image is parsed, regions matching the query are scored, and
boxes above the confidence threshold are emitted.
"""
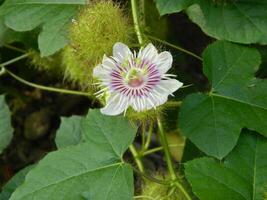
[10,109,137,200]
[186,0,267,44]
[0,95,13,154]
[0,0,87,56]
[155,0,267,44]
[55,116,84,149]
[179,41,267,159]
[82,109,137,158]
[185,130,267,200]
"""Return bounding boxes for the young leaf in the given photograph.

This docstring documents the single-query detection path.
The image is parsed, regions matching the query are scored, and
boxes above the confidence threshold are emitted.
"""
[186,0,267,44]
[82,109,137,158]
[185,130,267,200]
[0,95,13,154]
[154,0,193,16]
[0,165,34,200]
[55,116,84,149]
[179,41,267,159]
[10,109,137,200]
[0,0,87,56]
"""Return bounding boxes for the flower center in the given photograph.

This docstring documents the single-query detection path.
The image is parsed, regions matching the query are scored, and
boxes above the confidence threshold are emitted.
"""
[125,68,145,87]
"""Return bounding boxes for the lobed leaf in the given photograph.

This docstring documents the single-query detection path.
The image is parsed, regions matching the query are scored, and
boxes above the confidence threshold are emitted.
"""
[11,109,136,200]
[55,116,84,149]
[179,41,267,159]
[185,131,267,200]
[82,109,137,158]
[155,0,267,44]
[187,0,267,44]
[0,0,87,56]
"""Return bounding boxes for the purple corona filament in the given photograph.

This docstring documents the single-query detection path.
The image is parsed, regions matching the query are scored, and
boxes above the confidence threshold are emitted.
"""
[93,42,183,116]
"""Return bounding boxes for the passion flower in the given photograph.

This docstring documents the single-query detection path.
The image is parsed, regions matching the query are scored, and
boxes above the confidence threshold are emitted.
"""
[93,43,183,116]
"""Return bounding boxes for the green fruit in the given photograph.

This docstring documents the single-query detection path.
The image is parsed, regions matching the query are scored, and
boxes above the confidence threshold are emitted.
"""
[62,1,135,89]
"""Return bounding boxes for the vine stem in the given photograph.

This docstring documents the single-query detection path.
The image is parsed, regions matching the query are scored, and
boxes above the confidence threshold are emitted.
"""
[4,68,94,97]
[157,118,176,180]
[133,195,154,200]
[132,167,170,185]
[0,53,31,67]
[141,144,184,157]
[157,117,192,200]
[0,68,5,76]
[141,123,146,150]
[129,144,145,173]
[0,53,95,98]
[131,0,144,46]
[165,101,182,108]
[4,44,26,53]
[146,34,203,61]
[143,122,153,150]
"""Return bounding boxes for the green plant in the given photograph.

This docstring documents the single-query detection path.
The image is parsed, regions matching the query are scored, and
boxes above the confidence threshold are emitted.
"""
[0,0,267,199]
[63,1,134,88]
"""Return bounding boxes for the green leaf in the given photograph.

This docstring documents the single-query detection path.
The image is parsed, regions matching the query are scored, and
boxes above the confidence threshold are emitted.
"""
[0,165,34,200]
[185,131,267,200]
[0,0,87,56]
[10,109,136,200]
[10,143,134,200]
[155,0,267,44]
[179,41,267,159]
[186,0,267,44]
[181,139,204,163]
[154,0,193,16]
[82,109,137,158]
[0,19,27,46]
[55,116,83,149]
[0,95,13,154]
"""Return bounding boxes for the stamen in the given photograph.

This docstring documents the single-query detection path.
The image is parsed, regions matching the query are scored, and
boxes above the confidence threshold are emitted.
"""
[93,42,183,115]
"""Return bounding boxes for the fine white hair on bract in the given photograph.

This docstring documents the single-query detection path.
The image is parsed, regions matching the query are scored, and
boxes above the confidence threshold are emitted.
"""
[93,42,183,116]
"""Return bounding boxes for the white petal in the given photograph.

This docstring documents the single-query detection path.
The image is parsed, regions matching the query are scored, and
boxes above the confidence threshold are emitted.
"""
[139,79,182,110]
[93,64,108,79]
[148,90,168,107]
[113,42,132,63]
[158,79,183,94]
[156,51,173,74]
[102,55,116,70]
[131,96,145,112]
[138,43,158,62]
[101,93,128,116]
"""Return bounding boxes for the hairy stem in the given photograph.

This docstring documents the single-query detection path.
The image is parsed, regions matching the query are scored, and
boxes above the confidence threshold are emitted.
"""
[4,44,26,53]
[146,34,203,61]
[144,122,153,150]
[142,144,184,157]
[140,0,146,27]
[157,117,192,200]
[157,118,177,180]
[141,123,146,150]
[129,144,145,173]
[165,101,182,108]
[0,53,31,68]
[132,167,170,185]
[0,68,5,76]
[4,68,94,97]
[131,0,144,46]
[133,195,154,200]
